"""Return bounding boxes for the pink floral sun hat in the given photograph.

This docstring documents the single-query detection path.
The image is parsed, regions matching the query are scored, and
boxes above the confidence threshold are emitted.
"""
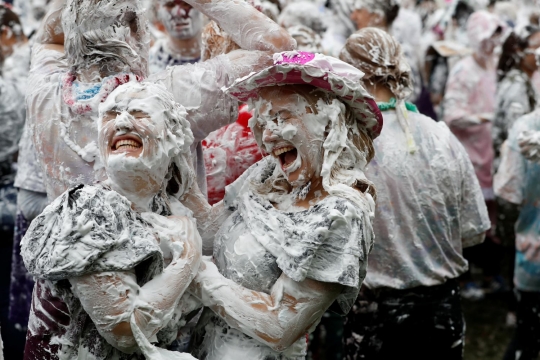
[224,51,383,138]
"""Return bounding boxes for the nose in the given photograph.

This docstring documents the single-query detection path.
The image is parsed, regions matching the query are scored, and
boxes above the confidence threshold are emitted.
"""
[263,128,279,143]
[114,112,134,131]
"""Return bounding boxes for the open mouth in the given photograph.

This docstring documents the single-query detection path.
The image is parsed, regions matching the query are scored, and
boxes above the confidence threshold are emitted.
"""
[172,18,191,28]
[273,146,298,170]
[111,134,143,153]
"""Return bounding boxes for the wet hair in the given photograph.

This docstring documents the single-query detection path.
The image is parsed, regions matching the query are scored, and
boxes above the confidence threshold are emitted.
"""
[497,26,540,81]
[453,1,474,26]
[99,82,195,200]
[0,4,23,35]
[340,27,413,101]
[62,0,149,76]
[354,0,400,27]
[0,4,24,64]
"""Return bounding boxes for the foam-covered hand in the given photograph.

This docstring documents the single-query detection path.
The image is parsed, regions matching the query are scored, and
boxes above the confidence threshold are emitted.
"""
[518,130,540,163]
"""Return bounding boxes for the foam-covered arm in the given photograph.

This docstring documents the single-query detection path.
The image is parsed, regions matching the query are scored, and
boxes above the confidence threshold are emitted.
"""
[35,0,65,48]
[444,67,487,129]
[183,0,295,52]
[190,258,342,352]
[18,189,48,222]
[69,216,202,353]
[181,184,229,255]
[494,141,525,205]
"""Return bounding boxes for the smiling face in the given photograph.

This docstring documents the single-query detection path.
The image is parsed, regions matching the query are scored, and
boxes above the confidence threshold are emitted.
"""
[250,86,331,187]
[98,86,173,199]
[157,0,202,39]
[101,109,157,159]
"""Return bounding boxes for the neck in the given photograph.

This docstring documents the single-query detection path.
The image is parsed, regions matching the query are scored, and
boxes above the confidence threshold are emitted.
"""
[368,82,394,103]
[106,178,158,212]
[166,33,201,59]
[293,176,327,208]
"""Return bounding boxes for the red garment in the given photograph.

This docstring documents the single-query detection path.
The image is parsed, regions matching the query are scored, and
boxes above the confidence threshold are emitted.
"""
[203,105,263,205]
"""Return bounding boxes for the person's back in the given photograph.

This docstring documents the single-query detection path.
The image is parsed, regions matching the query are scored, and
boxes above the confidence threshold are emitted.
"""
[365,109,490,290]
[340,27,490,360]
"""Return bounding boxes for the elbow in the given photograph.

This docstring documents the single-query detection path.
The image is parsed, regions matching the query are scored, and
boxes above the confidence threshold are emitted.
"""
[257,328,302,353]
[270,335,302,353]
[102,322,138,354]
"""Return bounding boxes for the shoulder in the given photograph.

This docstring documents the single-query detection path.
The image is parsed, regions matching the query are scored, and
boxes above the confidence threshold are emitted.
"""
[39,184,134,227]
[412,113,471,162]
[412,112,455,142]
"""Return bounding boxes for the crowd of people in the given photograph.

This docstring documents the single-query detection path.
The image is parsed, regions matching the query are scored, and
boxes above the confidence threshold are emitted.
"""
[0,0,539,359]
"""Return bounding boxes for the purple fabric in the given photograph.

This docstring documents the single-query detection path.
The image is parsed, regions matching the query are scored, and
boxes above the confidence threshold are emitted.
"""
[275,51,315,64]
[9,211,34,329]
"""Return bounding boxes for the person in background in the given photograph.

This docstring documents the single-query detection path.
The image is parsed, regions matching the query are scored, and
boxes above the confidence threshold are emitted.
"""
[0,4,30,360]
[494,106,540,360]
[494,26,540,165]
[443,10,505,299]
[492,25,540,324]
[320,0,356,57]
[349,0,400,32]
[340,27,490,360]
[24,0,295,358]
[149,0,203,74]
[350,0,434,117]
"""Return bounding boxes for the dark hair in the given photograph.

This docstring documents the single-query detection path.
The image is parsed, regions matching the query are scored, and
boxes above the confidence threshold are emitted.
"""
[0,4,24,65]
[453,1,474,26]
[385,2,400,27]
[0,4,24,38]
[497,26,540,81]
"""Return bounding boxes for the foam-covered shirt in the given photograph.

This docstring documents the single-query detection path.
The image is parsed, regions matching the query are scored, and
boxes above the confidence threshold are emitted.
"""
[444,55,496,194]
[494,109,540,292]
[192,158,373,360]
[21,184,197,359]
[148,38,200,74]
[364,110,491,290]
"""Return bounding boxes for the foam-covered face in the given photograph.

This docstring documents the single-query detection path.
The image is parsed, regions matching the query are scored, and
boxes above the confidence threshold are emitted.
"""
[251,87,330,187]
[98,88,171,195]
[158,0,203,39]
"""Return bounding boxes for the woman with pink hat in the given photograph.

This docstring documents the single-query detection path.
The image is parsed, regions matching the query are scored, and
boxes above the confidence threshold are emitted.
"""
[182,51,382,359]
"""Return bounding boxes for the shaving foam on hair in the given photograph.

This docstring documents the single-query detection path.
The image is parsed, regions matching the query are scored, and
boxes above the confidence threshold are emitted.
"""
[62,0,150,77]
[98,81,195,200]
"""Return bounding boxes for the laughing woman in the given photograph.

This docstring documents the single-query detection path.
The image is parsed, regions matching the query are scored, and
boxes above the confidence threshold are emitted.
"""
[183,52,383,359]
[21,82,201,360]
